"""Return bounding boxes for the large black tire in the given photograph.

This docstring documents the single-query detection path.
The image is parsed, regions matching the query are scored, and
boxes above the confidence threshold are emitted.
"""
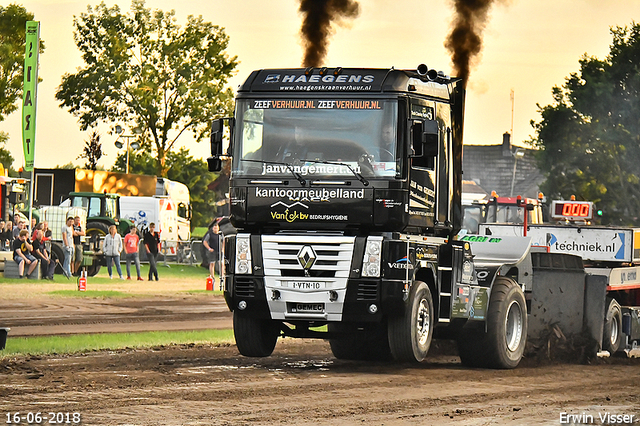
[457,277,527,369]
[328,322,392,361]
[387,281,434,362]
[233,312,280,357]
[84,260,102,277]
[86,222,109,253]
[50,243,65,276]
[603,297,622,353]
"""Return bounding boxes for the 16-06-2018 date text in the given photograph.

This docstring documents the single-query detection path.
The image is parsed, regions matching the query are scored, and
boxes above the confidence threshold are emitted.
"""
[5,412,81,424]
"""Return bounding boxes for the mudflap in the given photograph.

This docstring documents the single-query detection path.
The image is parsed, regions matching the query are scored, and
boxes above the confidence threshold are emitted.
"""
[527,252,605,359]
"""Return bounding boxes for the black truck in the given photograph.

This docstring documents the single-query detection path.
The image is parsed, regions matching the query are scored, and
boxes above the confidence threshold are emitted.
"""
[208,65,534,368]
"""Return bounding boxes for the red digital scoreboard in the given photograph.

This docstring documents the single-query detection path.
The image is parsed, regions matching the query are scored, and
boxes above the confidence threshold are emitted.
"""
[550,200,594,221]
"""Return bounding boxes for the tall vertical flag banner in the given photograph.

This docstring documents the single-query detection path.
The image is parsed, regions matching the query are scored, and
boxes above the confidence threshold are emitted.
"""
[22,21,40,172]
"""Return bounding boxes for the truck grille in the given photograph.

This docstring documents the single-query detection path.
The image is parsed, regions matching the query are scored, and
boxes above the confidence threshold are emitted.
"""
[262,235,355,278]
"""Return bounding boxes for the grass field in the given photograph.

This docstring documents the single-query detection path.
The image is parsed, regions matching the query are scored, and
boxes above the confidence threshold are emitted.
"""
[1,261,230,358]
[1,330,235,359]
[1,262,219,299]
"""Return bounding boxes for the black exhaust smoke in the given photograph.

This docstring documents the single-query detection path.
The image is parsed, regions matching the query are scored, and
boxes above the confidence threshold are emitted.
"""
[445,0,505,88]
[298,0,360,68]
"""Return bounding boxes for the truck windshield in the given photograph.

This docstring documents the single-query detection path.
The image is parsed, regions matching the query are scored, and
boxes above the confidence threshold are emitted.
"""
[232,99,399,179]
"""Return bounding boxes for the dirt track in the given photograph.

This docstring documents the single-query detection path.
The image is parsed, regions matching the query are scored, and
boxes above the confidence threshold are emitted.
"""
[1,295,639,426]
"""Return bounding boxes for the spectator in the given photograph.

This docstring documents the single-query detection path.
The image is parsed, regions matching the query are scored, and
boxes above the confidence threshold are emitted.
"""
[202,221,221,288]
[143,222,160,281]
[103,225,124,280]
[13,229,39,279]
[32,229,55,280]
[124,226,143,281]
[31,222,42,241]
[2,221,13,250]
[72,216,85,275]
[13,220,24,240]
[0,220,5,250]
[61,217,74,279]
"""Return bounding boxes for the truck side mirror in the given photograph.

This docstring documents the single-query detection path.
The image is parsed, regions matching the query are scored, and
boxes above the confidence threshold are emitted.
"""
[411,120,439,157]
[411,122,424,157]
[423,120,439,157]
[207,157,222,172]
[210,119,224,157]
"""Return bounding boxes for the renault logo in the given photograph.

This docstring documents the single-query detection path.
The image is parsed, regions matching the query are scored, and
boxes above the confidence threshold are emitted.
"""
[297,245,317,270]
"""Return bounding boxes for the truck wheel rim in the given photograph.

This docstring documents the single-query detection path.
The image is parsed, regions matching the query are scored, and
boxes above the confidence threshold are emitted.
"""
[416,298,431,346]
[610,315,619,346]
[505,300,523,352]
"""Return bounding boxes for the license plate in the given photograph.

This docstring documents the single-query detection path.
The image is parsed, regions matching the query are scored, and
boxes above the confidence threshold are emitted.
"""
[293,303,324,313]
[287,281,324,290]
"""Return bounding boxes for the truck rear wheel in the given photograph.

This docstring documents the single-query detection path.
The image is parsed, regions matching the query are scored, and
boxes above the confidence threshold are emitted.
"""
[387,281,434,363]
[328,323,392,361]
[233,312,280,357]
[457,277,527,369]
[603,298,622,353]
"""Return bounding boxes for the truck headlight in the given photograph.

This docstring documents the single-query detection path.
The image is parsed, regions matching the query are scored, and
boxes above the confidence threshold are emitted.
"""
[362,236,382,277]
[235,234,252,274]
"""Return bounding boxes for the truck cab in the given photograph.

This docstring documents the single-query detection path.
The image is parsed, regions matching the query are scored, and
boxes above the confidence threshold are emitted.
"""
[209,66,530,368]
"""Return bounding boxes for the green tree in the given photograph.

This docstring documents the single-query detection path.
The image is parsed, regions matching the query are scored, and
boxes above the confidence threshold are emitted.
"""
[113,147,221,228]
[56,0,237,176]
[0,4,44,122]
[530,23,640,225]
[0,131,14,171]
[77,130,104,170]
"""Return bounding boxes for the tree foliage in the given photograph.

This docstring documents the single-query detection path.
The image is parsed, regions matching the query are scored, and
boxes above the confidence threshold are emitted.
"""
[112,147,221,228]
[0,131,14,171]
[77,130,104,170]
[56,0,237,176]
[530,23,640,225]
[0,4,44,122]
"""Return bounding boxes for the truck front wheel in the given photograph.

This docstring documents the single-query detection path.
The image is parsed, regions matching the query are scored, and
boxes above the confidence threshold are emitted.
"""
[457,277,527,369]
[387,281,434,363]
[603,298,622,353]
[233,312,280,357]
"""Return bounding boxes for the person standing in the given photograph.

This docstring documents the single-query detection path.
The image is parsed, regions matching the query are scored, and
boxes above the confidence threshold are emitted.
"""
[143,222,160,281]
[72,216,85,275]
[32,229,55,280]
[124,226,143,281]
[13,229,39,278]
[202,221,221,288]
[61,217,74,278]
[103,225,124,279]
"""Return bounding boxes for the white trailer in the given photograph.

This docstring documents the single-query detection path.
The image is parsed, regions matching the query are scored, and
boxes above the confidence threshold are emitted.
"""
[120,196,181,256]
[479,222,640,354]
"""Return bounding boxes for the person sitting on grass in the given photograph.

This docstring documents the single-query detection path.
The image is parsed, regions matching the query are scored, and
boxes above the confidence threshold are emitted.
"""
[13,229,39,279]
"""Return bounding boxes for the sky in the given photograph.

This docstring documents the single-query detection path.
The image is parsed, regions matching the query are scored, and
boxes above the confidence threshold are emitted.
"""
[3,0,640,171]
